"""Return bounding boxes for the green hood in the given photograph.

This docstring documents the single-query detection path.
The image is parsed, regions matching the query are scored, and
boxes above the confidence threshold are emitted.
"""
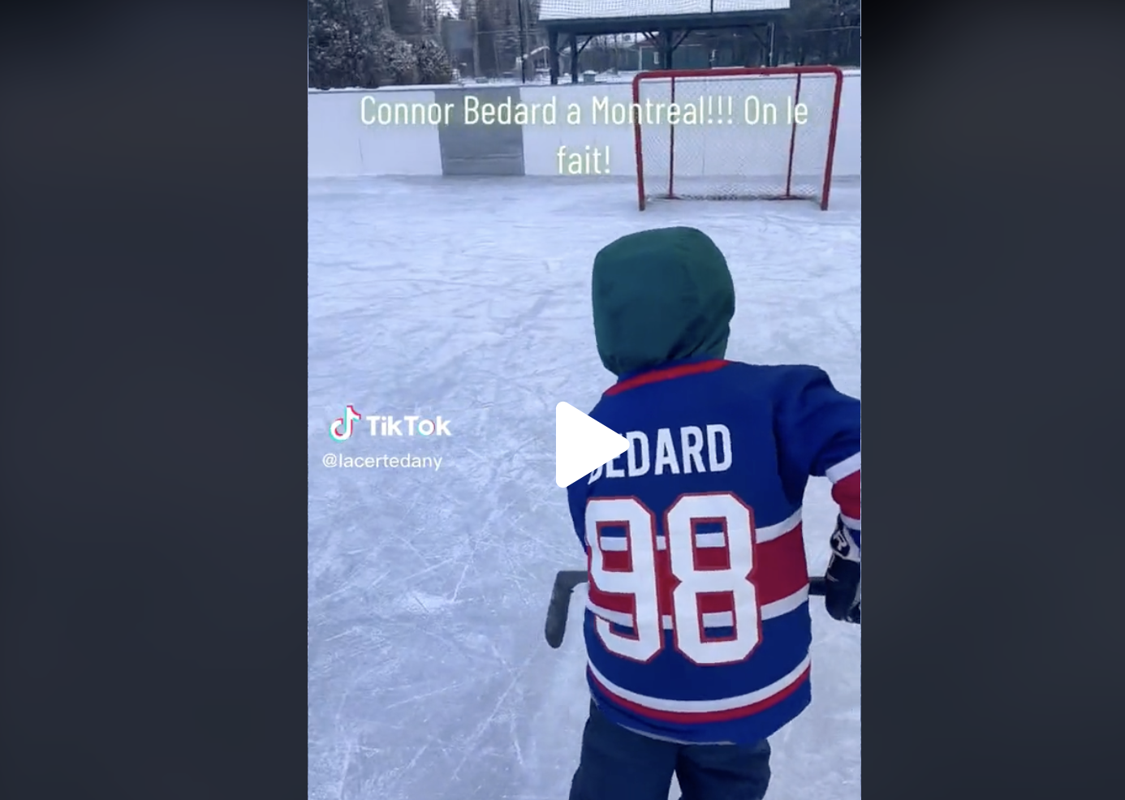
[592,226,735,377]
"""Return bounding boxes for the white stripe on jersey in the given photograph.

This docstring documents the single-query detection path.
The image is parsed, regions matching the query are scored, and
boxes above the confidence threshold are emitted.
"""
[754,508,802,543]
[588,653,811,714]
[825,452,861,483]
[600,508,801,551]
[586,584,809,630]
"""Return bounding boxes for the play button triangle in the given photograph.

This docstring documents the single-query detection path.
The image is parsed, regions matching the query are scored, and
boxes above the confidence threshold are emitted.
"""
[555,401,629,488]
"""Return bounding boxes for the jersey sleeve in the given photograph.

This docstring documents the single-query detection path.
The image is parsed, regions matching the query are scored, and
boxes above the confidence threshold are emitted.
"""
[776,367,861,546]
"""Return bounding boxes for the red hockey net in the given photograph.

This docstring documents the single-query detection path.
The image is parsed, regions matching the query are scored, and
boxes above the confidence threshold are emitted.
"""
[632,67,844,210]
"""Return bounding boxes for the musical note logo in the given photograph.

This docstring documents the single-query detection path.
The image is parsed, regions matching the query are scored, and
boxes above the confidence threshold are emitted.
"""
[329,405,362,441]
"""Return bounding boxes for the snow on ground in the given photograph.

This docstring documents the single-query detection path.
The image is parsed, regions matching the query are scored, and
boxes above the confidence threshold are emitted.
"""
[308,175,861,800]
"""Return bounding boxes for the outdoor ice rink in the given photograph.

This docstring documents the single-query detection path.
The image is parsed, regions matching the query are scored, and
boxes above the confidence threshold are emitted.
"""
[308,175,861,800]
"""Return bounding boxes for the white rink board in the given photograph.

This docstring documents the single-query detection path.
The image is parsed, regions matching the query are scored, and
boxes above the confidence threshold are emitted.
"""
[518,81,636,177]
[306,70,859,180]
[539,0,790,21]
[834,71,860,181]
[308,87,444,178]
[522,70,849,182]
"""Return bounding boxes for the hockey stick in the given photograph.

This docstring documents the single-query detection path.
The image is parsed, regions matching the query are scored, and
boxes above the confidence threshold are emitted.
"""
[544,570,827,649]
[544,570,590,649]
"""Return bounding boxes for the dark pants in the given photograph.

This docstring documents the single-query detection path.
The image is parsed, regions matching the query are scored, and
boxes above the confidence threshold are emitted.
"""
[569,701,771,800]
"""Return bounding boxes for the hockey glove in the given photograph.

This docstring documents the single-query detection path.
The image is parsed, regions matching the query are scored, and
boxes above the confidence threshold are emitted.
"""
[825,516,861,624]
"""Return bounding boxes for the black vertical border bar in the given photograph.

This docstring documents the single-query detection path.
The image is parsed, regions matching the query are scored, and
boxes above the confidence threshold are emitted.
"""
[0,2,309,798]
[864,2,1125,800]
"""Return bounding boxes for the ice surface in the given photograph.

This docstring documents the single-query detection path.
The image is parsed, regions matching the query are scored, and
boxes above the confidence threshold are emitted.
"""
[308,175,861,800]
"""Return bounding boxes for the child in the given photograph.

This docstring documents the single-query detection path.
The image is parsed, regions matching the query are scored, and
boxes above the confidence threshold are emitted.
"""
[566,227,861,800]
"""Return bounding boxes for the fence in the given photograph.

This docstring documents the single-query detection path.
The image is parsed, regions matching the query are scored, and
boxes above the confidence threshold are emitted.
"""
[452,22,859,82]
[308,9,861,89]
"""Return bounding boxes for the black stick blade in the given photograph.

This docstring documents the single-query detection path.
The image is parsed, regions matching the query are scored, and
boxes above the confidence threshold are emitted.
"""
[544,570,588,648]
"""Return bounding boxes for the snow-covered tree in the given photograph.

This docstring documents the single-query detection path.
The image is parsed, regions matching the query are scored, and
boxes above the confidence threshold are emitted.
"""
[310,0,458,87]
[415,38,454,83]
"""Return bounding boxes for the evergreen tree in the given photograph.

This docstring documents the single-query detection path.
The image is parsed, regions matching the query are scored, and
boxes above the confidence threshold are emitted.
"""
[309,0,458,88]
[308,0,384,89]
[374,27,419,84]
[415,38,454,83]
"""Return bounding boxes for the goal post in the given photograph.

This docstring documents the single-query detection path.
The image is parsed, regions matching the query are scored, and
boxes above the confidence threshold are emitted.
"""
[632,66,845,211]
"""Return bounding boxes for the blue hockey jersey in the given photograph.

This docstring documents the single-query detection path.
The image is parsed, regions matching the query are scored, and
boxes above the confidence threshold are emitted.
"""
[567,356,861,745]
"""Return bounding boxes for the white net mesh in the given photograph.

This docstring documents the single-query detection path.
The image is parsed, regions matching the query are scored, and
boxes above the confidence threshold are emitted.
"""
[633,67,842,209]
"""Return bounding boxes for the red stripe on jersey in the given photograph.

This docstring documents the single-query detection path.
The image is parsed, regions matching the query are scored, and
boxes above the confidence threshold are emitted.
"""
[588,584,636,615]
[697,591,734,615]
[601,550,632,572]
[587,524,809,614]
[694,540,731,571]
[754,525,810,602]
[831,471,860,521]
[589,664,810,723]
[605,360,730,396]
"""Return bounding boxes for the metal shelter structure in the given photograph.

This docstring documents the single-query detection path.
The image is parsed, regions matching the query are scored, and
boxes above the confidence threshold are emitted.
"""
[538,1,792,84]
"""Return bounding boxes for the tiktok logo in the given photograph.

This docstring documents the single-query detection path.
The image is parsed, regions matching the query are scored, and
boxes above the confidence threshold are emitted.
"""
[330,405,362,441]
